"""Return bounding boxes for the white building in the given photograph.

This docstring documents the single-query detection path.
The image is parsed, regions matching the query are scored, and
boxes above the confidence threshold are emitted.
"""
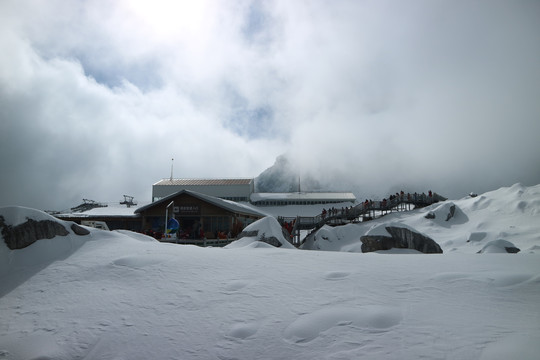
[153,178,356,206]
[152,178,254,202]
[250,192,356,206]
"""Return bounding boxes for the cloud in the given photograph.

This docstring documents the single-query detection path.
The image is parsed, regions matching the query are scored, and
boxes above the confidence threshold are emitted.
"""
[1,0,539,210]
[278,0,540,197]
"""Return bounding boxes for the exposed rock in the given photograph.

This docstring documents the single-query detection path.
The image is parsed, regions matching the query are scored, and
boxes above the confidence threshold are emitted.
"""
[385,227,443,253]
[1,217,69,250]
[360,235,396,252]
[425,204,455,221]
[232,216,297,249]
[258,233,283,247]
[477,239,521,254]
[445,205,456,221]
[71,223,90,236]
[238,230,283,247]
[360,226,443,254]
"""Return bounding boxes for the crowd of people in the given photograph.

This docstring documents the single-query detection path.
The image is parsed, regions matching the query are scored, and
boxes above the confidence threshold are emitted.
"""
[321,190,436,219]
[321,206,355,219]
[279,190,440,240]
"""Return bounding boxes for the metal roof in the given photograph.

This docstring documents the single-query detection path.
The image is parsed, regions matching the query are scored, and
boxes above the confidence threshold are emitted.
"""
[135,189,266,218]
[153,178,253,186]
[250,192,356,202]
[55,202,149,218]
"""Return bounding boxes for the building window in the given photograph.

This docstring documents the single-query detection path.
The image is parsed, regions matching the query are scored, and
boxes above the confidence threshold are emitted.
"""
[202,216,231,235]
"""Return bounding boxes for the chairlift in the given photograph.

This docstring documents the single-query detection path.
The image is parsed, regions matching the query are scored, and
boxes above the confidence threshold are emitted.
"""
[71,199,107,212]
[120,195,137,207]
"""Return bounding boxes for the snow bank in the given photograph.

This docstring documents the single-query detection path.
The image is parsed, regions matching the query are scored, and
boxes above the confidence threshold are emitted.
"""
[424,201,468,225]
[0,206,147,297]
[363,221,417,237]
[300,225,339,251]
[0,207,91,276]
[0,206,62,226]
[114,229,157,243]
[226,216,295,249]
[478,239,520,254]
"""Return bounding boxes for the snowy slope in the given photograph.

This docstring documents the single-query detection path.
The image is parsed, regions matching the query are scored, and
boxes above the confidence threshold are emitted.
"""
[0,206,101,297]
[303,183,540,254]
[1,185,540,359]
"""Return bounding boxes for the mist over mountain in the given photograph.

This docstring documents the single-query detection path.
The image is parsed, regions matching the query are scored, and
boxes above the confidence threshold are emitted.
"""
[254,155,444,202]
[255,155,322,193]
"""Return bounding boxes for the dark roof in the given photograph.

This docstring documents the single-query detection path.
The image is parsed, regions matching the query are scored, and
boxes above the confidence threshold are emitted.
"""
[153,178,253,186]
[135,189,266,218]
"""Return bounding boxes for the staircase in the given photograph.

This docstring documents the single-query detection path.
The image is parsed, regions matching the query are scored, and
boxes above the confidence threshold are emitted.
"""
[278,192,445,246]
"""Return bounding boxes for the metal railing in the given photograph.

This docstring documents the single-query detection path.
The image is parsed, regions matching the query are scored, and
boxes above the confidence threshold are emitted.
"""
[279,192,445,246]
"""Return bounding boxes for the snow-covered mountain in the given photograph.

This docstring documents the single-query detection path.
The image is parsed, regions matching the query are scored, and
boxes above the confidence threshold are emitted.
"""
[1,184,539,359]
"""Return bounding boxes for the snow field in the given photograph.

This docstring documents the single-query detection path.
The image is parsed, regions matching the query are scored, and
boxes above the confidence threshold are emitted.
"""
[1,232,539,359]
[1,183,540,359]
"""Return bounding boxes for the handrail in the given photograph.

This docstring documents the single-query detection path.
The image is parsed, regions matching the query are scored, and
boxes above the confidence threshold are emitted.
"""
[278,192,445,246]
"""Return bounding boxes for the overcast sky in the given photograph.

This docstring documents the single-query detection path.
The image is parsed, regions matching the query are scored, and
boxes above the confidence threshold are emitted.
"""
[1,0,539,211]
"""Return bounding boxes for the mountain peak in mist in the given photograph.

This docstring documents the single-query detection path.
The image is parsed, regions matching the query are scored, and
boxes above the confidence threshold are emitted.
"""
[255,155,321,193]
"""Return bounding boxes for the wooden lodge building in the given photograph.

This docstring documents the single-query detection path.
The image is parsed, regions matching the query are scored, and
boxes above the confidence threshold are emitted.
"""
[135,189,266,238]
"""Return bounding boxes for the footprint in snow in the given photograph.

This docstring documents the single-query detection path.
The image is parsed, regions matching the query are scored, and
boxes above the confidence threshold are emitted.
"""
[284,306,402,343]
[112,255,163,269]
[227,322,259,339]
[223,280,250,292]
[324,271,351,280]
[431,272,534,287]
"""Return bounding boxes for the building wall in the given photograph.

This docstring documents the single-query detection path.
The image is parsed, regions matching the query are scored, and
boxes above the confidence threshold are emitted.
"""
[140,192,260,238]
[250,192,357,206]
[152,183,253,202]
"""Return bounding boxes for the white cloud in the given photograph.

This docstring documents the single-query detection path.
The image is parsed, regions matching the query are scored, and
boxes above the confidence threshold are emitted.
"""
[1,0,539,210]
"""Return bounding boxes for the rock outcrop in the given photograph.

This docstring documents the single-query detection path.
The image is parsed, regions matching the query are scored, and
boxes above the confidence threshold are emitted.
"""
[445,205,456,221]
[360,226,443,254]
[237,229,285,247]
[71,223,91,236]
[232,216,296,249]
[424,204,456,221]
[0,215,89,250]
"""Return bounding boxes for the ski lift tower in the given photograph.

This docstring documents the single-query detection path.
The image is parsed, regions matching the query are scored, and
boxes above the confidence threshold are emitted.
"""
[120,195,137,208]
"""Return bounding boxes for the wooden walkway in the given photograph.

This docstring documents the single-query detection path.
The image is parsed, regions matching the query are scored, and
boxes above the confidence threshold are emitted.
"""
[279,192,445,246]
